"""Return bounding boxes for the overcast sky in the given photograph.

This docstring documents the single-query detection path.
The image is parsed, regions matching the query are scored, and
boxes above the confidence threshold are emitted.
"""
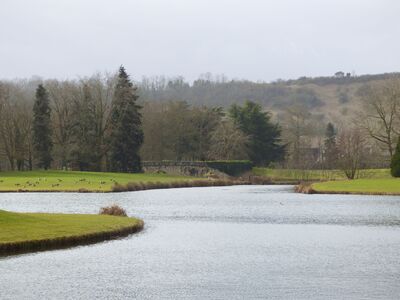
[1,0,399,82]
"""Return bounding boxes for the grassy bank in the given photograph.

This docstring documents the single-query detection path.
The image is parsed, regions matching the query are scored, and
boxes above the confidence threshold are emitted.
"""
[253,168,390,182]
[0,170,198,192]
[111,178,247,192]
[311,178,400,195]
[0,210,143,256]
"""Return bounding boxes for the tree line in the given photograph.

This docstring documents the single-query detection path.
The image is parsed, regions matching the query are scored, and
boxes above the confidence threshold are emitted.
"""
[0,67,285,171]
[1,69,400,177]
[0,67,144,172]
[139,74,324,110]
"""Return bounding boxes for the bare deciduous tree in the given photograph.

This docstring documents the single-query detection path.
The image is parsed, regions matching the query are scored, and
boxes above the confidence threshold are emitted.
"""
[356,78,400,159]
[208,119,249,160]
[337,129,365,179]
[0,83,34,170]
[72,74,116,170]
[281,105,315,168]
[46,80,77,169]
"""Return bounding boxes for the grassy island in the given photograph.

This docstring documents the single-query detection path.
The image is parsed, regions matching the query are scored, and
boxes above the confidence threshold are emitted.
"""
[0,170,198,192]
[0,210,143,256]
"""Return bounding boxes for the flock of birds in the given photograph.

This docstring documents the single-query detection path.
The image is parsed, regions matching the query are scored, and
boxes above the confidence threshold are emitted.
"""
[0,177,119,190]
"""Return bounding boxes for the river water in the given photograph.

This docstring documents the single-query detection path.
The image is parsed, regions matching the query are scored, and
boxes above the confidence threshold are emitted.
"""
[0,185,400,299]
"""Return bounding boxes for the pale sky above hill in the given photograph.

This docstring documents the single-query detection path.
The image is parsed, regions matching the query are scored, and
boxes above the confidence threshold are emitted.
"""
[1,0,399,82]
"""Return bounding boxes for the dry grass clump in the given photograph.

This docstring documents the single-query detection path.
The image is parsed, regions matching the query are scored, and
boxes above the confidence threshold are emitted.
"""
[294,182,316,194]
[99,204,127,217]
[125,182,139,191]
[112,183,126,192]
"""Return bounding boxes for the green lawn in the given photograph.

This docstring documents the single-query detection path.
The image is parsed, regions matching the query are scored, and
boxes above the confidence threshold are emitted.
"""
[0,170,195,192]
[0,210,142,243]
[253,168,391,181]
[312,178,400,195]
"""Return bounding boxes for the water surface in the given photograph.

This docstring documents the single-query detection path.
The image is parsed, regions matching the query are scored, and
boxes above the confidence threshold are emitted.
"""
[1,185,399,299]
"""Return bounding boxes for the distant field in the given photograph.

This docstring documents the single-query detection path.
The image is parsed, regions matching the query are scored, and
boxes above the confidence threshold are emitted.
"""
[252,168,391,181]
[0,171,195,192]
[312,179,400,195]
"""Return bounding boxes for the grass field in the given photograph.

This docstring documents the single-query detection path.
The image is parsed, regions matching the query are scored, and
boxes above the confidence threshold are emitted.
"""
[0,210,142,244]
[311,178,400,195]
[252,168,391,181]
[254,168,399,195]
[0,170,195,192]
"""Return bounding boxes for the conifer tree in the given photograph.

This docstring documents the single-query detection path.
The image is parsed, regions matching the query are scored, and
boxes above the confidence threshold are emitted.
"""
[32,84,53,169]
[390,138,400,177]
[229,101,284,166]
[109,66,143,172]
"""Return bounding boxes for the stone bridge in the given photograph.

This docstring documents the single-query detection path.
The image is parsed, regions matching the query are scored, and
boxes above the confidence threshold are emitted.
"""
[142,161,229,178]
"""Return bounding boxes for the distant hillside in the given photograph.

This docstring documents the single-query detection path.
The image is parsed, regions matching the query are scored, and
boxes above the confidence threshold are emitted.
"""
[282,72,400,86]
[138,72,400,123]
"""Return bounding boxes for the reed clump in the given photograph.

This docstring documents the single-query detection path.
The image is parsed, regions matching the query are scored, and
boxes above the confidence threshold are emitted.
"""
[294,182,316,194]
[99,204,127,217]
[112,183,126,192]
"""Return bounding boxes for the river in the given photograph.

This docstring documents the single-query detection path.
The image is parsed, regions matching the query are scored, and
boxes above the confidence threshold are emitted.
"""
[1,185,400,299]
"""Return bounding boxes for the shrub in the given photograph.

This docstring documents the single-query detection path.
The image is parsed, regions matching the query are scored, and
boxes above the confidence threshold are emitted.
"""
[391,138,400,177]
[99,204,127,217]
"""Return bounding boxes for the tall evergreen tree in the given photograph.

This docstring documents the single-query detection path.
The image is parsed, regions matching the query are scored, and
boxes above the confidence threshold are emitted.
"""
[32,84,53,169]
[390,137,400,177]
[324,122,338,169]
[109,66,143,172]
[229,101,284,166]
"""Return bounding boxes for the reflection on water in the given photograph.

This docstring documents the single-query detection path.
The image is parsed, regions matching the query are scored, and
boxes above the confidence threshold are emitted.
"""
[1,186,400,299]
